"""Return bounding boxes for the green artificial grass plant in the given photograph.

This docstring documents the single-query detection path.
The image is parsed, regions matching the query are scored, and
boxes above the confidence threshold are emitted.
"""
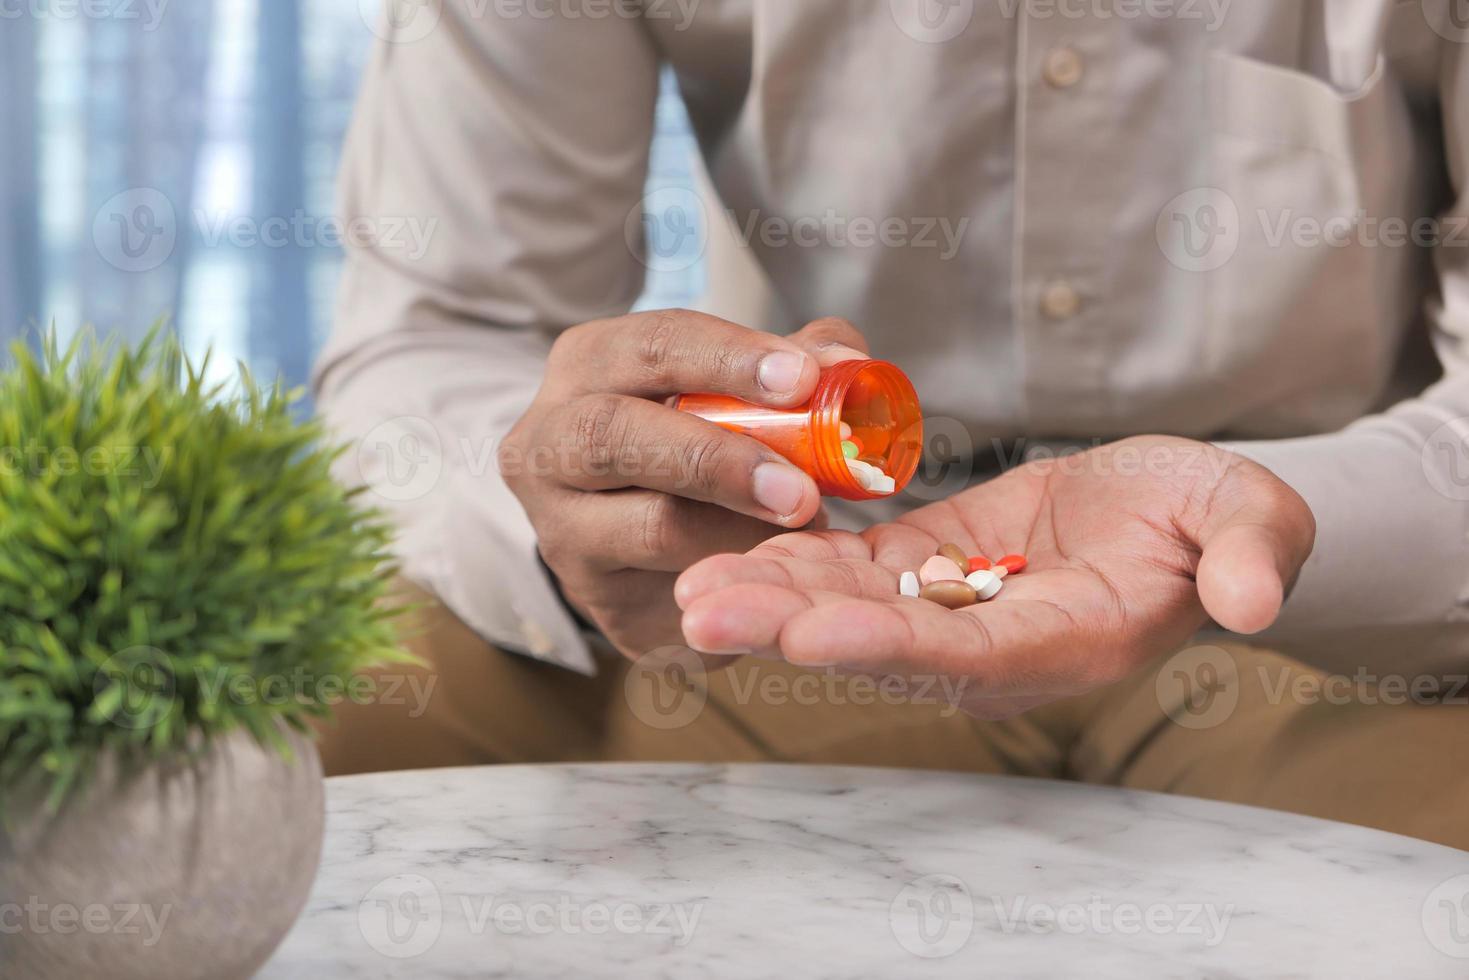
[0,328,410,811]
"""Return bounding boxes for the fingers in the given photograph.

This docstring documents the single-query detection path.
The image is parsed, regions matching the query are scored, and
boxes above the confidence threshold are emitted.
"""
[532,394,821,526]
[774,594,1108,697]
[674,532,877,607]
[681,583,816,655]
[682,577,1117,698]
[786,316,871,367]
[676,551,896,608]
[545,309,820,406]
[557,492,800,573]
[1195,466,1316,634]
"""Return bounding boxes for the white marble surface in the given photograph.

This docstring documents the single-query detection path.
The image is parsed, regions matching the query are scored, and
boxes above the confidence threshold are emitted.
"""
[260,764,1469,978]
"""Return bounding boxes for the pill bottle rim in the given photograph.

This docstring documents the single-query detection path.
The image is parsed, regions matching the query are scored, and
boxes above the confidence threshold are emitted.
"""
[808,359,923,501]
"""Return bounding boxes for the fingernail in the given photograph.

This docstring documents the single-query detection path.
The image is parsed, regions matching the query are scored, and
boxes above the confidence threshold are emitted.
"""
[817,343,869,364]
[757,351,807,396]
[752,462,809,520]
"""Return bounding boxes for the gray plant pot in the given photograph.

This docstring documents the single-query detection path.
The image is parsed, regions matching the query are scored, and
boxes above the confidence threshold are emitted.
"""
[0,723,324,980]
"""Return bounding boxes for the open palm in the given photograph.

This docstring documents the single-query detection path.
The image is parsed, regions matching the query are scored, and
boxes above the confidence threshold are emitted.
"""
[675,437,1315,718]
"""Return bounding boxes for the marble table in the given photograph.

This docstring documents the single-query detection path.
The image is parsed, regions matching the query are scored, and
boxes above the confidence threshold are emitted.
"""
[260,763,1469,978]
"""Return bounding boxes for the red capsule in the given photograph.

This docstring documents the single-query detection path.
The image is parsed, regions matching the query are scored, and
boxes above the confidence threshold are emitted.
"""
[998,554,1028,574]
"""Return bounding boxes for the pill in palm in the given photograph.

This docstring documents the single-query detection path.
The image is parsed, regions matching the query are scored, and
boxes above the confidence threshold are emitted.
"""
[899,571,920,597]
[919,580,979,609]
[990,565,1008,580]
[936,543,969,572]
[965,569,1004,600]
[998,554,1028,574]
[919,555,965,586]
[968,556,992,573]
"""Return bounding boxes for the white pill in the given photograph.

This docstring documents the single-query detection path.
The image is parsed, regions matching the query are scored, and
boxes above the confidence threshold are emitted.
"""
[840,421,853,440]
[966,570,1003,601]
[899,571,920,597]
[869,474,896,495]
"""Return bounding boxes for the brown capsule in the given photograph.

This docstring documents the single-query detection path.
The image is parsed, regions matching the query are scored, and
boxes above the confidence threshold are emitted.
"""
[919,580,979,610]
[936,543,969,573]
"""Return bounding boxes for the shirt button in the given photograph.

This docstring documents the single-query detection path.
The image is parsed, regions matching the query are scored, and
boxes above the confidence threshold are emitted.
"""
[1043,47,1085,89]
[1040,281,1081,320]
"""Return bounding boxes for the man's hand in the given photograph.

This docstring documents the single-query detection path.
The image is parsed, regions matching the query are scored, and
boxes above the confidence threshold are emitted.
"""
[675,437,1316,717]
[499,309,868,659]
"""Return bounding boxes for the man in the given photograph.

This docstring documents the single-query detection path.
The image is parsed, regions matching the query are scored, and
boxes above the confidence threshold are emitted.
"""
[315,0,1469,848]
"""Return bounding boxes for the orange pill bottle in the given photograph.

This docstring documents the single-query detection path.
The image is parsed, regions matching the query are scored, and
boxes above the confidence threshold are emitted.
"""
[674,359,924,501]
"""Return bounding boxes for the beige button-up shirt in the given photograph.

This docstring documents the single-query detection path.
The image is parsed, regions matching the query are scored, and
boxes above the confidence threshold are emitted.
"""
[318,0,1469,678]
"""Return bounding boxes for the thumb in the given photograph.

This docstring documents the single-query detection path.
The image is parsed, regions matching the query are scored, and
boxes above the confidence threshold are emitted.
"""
[787,316,871,368]
[1194,473,1315,635]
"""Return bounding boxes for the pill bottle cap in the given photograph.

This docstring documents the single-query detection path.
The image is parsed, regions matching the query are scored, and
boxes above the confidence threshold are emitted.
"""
[674,359,923,501]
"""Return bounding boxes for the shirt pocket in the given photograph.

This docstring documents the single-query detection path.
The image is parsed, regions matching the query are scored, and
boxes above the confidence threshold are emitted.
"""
[1200,51,1420,433]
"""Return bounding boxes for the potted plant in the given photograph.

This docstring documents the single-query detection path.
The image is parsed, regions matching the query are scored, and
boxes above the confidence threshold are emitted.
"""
[0,329,410,980]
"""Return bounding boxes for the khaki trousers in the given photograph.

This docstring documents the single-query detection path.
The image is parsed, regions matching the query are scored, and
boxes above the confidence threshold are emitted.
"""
[319,585,1469,851]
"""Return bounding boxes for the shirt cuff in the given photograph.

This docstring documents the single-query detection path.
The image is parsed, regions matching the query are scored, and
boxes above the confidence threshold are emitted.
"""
[1219,427,1469,675]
